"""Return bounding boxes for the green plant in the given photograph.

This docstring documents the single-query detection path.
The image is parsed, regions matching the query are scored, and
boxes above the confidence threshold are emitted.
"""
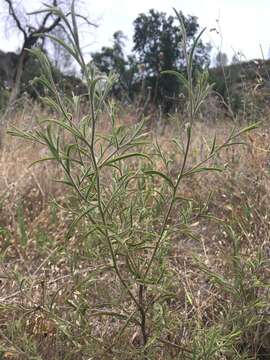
[195,218,270,359]
[8,3,258,358]
[16,202,28,247]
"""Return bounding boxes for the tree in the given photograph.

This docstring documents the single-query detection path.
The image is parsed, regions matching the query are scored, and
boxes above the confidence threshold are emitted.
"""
[49,25,74,74]
[91,31,134,99]
[92,31,126,74]
[1,0,65,109]
[133,9,210,109]
[0,0,96,118]
[215,51,228,68]
[231,53,242,65]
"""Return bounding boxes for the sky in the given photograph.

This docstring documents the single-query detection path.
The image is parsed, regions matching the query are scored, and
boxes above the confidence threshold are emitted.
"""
[1,0,270,64]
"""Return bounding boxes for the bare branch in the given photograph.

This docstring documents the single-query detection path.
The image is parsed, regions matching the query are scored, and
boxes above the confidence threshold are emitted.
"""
[40,10,54,28]
[38,15,61,34]
[3,0,27,39]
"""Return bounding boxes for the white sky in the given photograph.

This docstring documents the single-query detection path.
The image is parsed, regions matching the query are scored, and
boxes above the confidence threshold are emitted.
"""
[1,0,270,63]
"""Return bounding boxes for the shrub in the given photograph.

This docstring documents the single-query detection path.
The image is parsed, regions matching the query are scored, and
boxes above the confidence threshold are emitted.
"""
[8,2,258,358]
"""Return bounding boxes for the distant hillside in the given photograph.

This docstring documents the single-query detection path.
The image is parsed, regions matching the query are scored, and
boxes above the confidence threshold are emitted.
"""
[209,59,270,114]
[1,48,270,117]
[0,49,86,109]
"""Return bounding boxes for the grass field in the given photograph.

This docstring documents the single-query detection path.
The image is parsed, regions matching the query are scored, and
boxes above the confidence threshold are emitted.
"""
[1,104,270,359]
[1,6,270,359]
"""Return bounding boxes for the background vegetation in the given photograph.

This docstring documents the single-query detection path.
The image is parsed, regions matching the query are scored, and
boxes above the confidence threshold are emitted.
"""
[1,0,270,120]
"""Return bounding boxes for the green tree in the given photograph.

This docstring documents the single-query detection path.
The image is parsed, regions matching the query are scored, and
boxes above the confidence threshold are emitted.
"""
[215,51,228,68]
[91,31,134,99]
[92,31,126,75]
[133,9,211,110]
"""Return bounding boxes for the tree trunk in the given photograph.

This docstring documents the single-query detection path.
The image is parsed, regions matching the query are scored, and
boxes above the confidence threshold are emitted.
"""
[0,49,27,146]
[8,49,27,107]
[0,48,27,128]
[153,74,160,104]
[0,0,62,145]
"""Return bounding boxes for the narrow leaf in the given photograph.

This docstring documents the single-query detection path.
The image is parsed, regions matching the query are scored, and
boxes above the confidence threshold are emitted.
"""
[103,152,151,167]
[144,170,175,189]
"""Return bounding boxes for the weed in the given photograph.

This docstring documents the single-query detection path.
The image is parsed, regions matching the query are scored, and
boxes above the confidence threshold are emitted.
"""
[3,2,261,359]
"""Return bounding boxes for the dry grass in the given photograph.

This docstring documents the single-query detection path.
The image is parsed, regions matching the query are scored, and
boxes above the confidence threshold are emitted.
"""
[1,107,270,359]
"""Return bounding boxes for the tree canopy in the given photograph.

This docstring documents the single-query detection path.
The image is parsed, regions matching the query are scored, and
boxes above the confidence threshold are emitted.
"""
[1,3,212,114]
[91,9,211,111]
[133,9,211,109]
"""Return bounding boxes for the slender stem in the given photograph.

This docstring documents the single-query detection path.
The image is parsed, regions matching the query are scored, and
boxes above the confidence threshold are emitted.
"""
[86,97,141,309]
[182,133,234,178]
[139,284,148,346]
[143,127,192,280]
[143,190,175,279]
[157,337,192,355]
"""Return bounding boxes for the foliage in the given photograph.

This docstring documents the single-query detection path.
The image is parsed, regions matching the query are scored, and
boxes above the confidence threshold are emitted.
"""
[215,51,229,68]
[92,9,211,111]
[92,31,127,76]
[21,51,85,100]
[209,59,270,118]
[0,88,9,111]
[133,9,211,110]
[91,31,134,99]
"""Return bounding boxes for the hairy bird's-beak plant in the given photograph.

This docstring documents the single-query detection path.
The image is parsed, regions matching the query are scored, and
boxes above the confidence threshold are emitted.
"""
[8,3,258,358]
